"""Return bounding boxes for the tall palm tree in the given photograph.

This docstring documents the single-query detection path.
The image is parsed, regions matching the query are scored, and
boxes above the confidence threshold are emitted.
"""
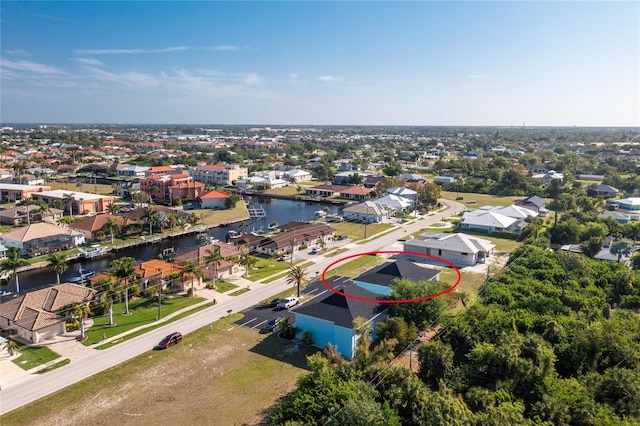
[94,276,120,326]
[4,339,19,356]
[70,302,91,341]
[18,198,35,225]
[239,221,249,234]
[286,265,309,298]
[62,193,76,217]
[104,217,120,244]
[110,257,138,315]
[47,252,68,285]
[36,201,50,222]
[142,207,158,236]
[0,248,28,293]
[204,246,224,288]
[107,202,121,215]
[182,260,203,297]
[238,251,257,277]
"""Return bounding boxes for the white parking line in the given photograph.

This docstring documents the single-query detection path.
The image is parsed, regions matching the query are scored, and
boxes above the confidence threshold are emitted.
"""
[251,320,268,329]
[306,288,320,295]
[239,317,258,327]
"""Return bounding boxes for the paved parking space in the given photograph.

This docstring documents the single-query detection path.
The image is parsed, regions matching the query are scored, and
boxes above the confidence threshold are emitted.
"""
[233,276,352,332]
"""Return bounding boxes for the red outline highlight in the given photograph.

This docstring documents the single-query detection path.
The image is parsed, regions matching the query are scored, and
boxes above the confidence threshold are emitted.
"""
[321,250,461,304]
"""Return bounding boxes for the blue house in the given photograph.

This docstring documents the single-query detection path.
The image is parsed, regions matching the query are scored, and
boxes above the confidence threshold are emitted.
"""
[293,259,441,358]
[293,281,388,359]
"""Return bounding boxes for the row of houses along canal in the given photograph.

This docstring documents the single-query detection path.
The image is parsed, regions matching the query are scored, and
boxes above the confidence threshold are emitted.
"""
[3,197,342,293]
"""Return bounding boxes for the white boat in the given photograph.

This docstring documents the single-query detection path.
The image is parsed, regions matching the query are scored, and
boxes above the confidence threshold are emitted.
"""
[68,268,96,284]
[314,210,327,218]
[80,244,108,259]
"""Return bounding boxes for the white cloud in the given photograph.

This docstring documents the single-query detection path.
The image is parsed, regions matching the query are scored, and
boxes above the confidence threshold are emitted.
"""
[1,58,68,75]
[208,45,239,51]
[288,73,299,83]
[76,58,104,66]
[318,75,337,82]
[467,74,490,79]
[85,66,161,87]
[4,50,30,56]
[74,46,190,55]
[243,72,263,86]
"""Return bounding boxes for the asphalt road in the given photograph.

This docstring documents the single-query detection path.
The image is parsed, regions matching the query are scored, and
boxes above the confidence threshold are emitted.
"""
[0,200,463,415]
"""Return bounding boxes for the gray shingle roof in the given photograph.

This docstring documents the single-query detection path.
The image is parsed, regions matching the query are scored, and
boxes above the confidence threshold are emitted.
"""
[355,258,440,287]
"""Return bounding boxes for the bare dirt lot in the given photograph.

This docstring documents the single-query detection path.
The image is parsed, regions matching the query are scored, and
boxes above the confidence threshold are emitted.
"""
[2,315,318,426]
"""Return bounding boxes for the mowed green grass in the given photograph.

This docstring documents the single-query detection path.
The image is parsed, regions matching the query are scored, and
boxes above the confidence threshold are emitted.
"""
[441,191,535,207]
[82,296,206,346]
[191,202,249,226]
[329,221,393,241]
[11,344,61,371]
[1,314,318,426]
[48,181,116,196]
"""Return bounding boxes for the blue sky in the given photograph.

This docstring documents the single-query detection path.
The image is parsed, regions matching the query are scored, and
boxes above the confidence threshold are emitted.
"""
[1,1,638,126]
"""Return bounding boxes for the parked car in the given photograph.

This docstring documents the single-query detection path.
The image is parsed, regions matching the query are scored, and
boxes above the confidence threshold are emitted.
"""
[278,254,292,261]
[260,317,283,334]
[310,246,322,254]
[456,196,464,200]
[268,297,287,308]
[157,332,182,349]
[467,200,477,204]
[277,297,299,309]
[337,234,348,241]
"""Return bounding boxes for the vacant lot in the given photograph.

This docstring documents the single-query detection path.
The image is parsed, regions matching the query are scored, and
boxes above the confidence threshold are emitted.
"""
[441,191,528,207]
[1,314,318,426]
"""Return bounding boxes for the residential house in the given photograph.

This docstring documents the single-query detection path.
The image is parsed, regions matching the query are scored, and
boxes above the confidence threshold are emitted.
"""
[515,195,548,214]
[339,185,374,201]
[236,176,288,190]
[140,173,205,203]
[1,223,85,255]
[284,169,312,182]
[353,258,441,295]
[292,279,388,359]
[232,222,336,256]
[334,171,377,185]
[0,204,63,226]
[0,183,51,203]
[190,164,248,186]
[532,170,564,185]
[116,164,150,178]
[372,194,413,212]
[131,259,193,293]
[403,233,495,267]
[31,190,114,215]
[174,242,247,282]
[0,283,96,343]
[459,205,538,235]
[615,197,640,211]
[342,200,395,223]
[585,184,619,198]
[433,176,455,184]
[305,184,349,198]
[70,214,138,240]
[199,189,231,209]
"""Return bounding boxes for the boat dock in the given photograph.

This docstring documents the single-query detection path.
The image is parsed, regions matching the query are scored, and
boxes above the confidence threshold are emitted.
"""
[247,206,267,219]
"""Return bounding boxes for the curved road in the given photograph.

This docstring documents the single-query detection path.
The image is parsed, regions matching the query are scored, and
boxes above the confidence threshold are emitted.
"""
[0,200,463,415]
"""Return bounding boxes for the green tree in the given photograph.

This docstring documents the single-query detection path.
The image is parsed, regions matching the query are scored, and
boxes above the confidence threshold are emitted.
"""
[4,339,19,356]
[143,207,158,236]
[110,257,138,315]
[204,246,223,288]
[94,276,119,326]
[71,302,91,341]
[388,279,447,329]
[417,340,454,388]
[62,192,76,216]
[610,241,632,262]
[182,259,203,297]
[103,217,120,244]
[47,252,68,285]
[286,265,309,298]
[382,161,403,177]
[0,247,28,293]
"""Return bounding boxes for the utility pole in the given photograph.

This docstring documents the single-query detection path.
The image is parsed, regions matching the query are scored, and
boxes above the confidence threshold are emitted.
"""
[157,268,162,320]
[290,230,296,267]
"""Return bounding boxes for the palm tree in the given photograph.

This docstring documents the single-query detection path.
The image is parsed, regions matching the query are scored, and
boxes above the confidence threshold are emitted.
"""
[286,265,309,298]
[71,302,91,341]
[110,257,138,315]
[36,201,50,222]
[0,248,28,293]
[107,202,121,214]
[4,339,19,356]
[94,277,120,326]
[104,217,120,244]
[143,207,158,236]
[47,252,68,285]
[18,198,35,225]
[239,221,249,234]
[182,260,203,297]
[238,251,257,277]
[204,246,224,288]
[62,193,76,217]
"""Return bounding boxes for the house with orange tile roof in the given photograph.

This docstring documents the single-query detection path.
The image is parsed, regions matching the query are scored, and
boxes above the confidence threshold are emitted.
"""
[339,185,374,201]
[174,242,247,281]
[0,283,96,343]
[200,189,230,209]
[134,259,201,293]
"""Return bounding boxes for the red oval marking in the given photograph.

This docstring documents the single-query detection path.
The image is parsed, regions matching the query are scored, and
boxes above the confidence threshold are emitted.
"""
[321,250,461,304]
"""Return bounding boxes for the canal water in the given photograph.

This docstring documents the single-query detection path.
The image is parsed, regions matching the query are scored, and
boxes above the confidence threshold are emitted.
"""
[3,198,343,293]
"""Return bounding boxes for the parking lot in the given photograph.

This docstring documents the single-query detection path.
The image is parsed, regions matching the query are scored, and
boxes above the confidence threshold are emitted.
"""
[233,276,353,332]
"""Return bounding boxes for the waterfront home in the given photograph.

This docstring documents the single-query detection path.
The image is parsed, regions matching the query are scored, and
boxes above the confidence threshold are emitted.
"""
[373,194,413,212]
[190,163,248,186]
[403,232,495,267]
[199,189,231,209]
[293,279,388,359]
[385,186,417,204]
[1,223,85,255]
[342,200,395,223]
[233,222,335,256]
[305,184,349,198]
[0,283,96,343]
[140,173,205,203]
[283,168,312,182]
[339,185,374,201]
[70,214,139,240]
[30,190,114,215]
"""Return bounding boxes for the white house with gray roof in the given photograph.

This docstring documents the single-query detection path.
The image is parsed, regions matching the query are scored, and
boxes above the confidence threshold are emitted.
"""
[403,233,495,267]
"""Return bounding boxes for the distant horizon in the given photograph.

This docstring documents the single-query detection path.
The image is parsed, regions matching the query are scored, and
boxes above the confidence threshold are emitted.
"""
[2,2,638,126]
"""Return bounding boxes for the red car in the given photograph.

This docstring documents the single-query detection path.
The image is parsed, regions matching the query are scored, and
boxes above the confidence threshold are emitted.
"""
[157,332,182,349]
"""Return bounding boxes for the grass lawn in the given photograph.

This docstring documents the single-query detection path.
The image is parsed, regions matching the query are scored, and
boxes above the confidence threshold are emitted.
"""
[190,203,249,226]
[245,256,293,281]
[330,221,393,241]
[230,287,250,296]
[82,296,205,346]
[214,280,239,293]
[325,254,386,278]
[23,248,82,265]
[324,247,350,257]
[12,344,61,371]
[1,315,319,426]
[48,181,115,196]
[263,186,306,197]
[35,358,70,374]
[441,191,529,207]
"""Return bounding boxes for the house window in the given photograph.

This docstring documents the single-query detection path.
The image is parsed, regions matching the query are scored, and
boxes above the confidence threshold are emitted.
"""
[438,249,442,256]
[462,252,468,256]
